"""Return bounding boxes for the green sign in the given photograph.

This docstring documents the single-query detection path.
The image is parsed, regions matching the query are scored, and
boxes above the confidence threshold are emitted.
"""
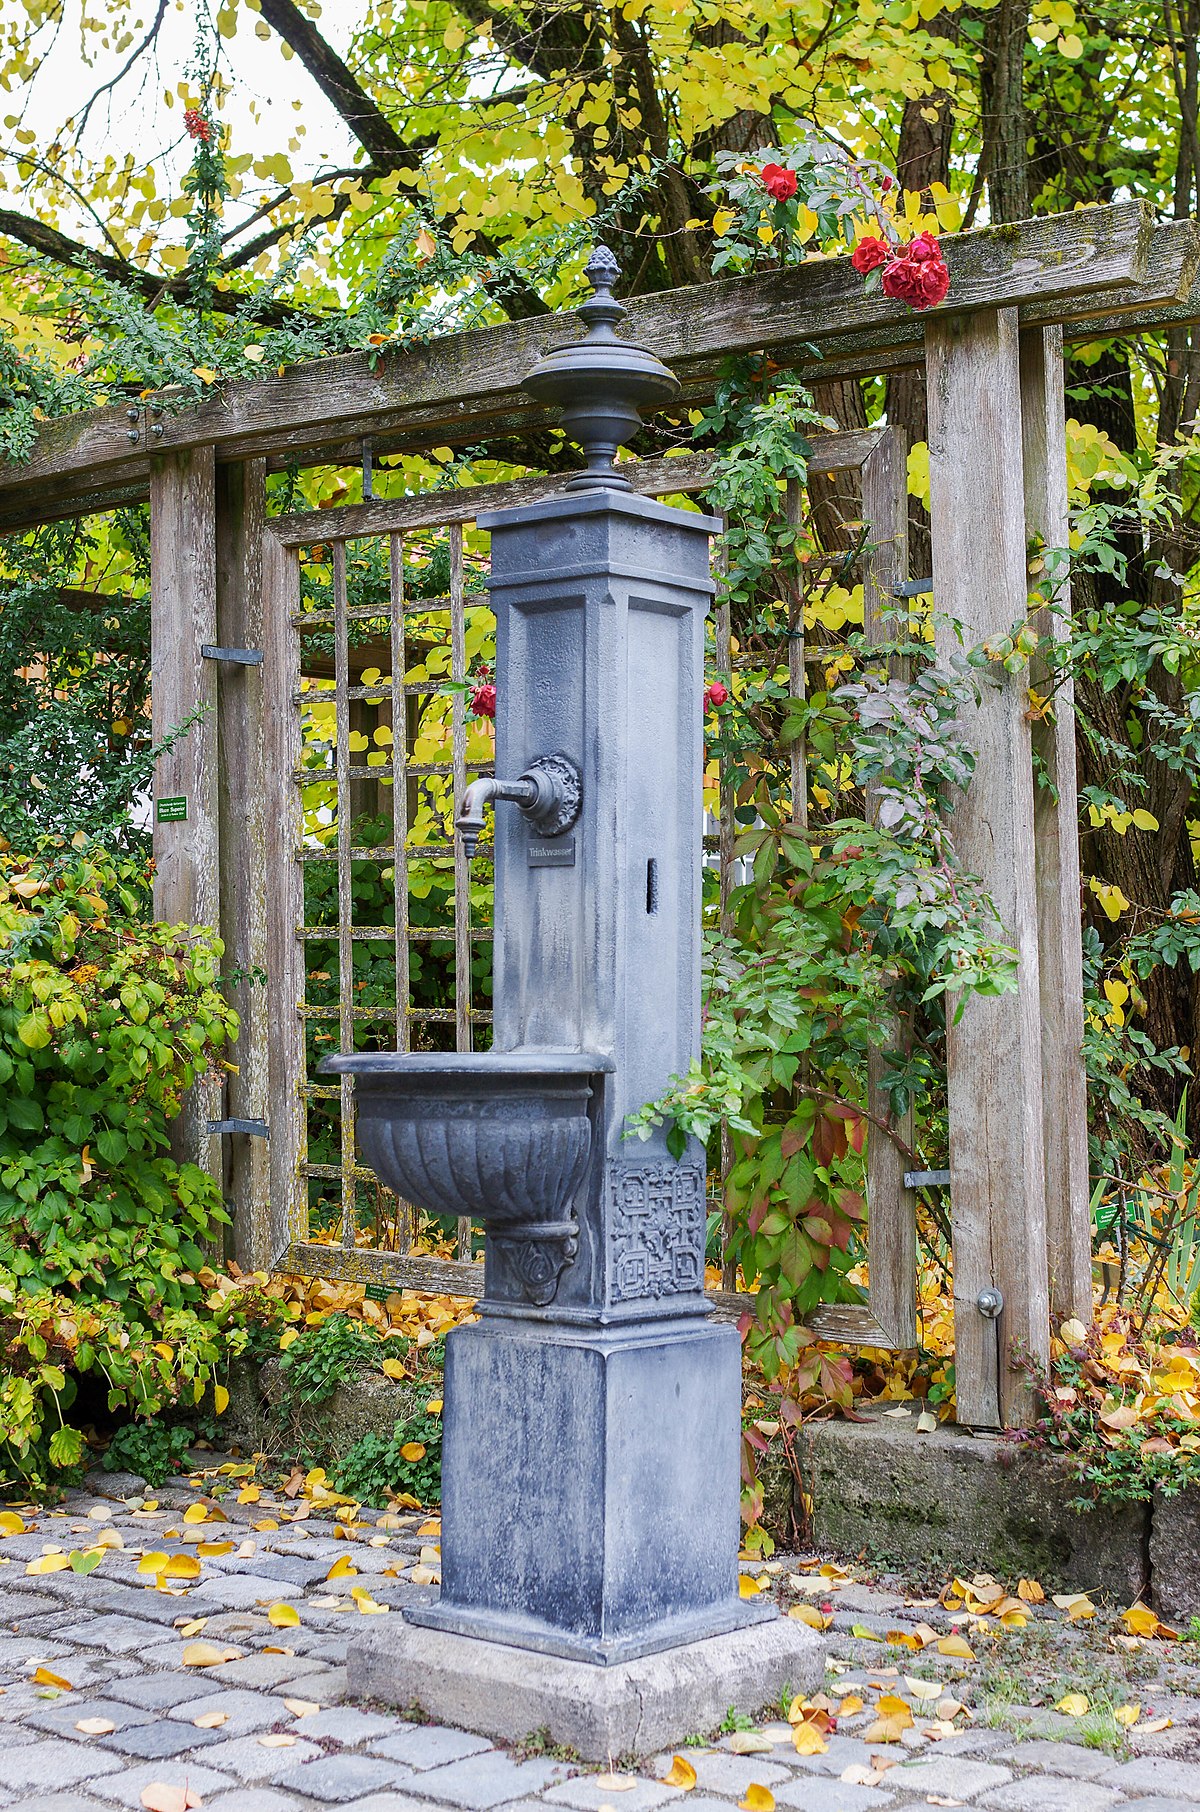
[157,795,188,823]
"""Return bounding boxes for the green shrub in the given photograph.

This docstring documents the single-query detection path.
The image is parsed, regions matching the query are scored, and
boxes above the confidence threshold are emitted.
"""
[102,1420,196,1487]
[0,837,240,1490]
[332,1403,444,1506]
[276,1311,384,1406]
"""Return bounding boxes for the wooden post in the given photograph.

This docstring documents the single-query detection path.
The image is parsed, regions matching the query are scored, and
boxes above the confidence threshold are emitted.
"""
[862,428,917,1347]
[150,445,222,1190]
[262,525,306,1264]
[216,459,271,1270]
[926,308,1051,1427]
[1020,325,1093,1325]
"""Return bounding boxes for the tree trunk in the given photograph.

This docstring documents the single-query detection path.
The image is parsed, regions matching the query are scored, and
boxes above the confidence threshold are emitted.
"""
[980,0,1032,223]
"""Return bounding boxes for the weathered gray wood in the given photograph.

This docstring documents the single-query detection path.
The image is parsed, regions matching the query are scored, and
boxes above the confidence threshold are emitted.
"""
[271,438,886,547]
[926,307,1051,1429]
[215,460,271,1270]
[149,446,221,1192]
[261,527,308,1265]
[706,1290,897,1344]
[0,204,1157,532]
[861,427,918,1349]
[1021,324,1093,1326]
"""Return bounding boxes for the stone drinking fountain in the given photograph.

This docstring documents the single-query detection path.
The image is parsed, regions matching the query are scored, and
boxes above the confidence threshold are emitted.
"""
[330,248,821,1755]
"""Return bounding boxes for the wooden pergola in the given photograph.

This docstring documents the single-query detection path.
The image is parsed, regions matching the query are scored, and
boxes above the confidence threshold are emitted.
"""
[7,198,1198,1427]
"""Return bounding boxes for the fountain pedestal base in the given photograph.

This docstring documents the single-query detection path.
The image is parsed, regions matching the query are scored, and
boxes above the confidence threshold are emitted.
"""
[348,1611,823,1761]
[409,1313,758,1664]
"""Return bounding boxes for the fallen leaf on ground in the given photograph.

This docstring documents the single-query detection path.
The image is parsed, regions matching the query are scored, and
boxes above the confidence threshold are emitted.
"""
[350,1587,387,1614]
[1054,1693,1090,1717]
[326,1556,358,1581]
[738,1787,774,1812]
[283,1698,320,1717]
[739,1575,766,1598]
[0,1512,27,1535]
[594,1774,637,1790]
[268,1603,300,1628]
[193,1711,228,1729]
[76,1716,117,1734]
[662,1756,697,1789]
[32,1667,72,1690]
[788,1604,830,1630]
[728,1732,775,1755]
[258,1733,296,1747]
[839,1694,865,1714]
[181,1642,240,1667]
[1141,1717,1172,1733]
[1017,1578,1045,1603]
[792,1722,828,1756]
[25,1554,70,1576]
[140,1786,203,1812]
[1052,1593,1095,1622]
[936,1635,975,1660]
[1114,1704,1141,1727]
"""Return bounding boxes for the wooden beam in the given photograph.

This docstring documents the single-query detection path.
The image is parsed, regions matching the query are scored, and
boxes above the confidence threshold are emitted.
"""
[269,435,886,545]
[150,446,222,1191]
[215,459,272,1271]
[926,307,1051,1430]
[0,203,1159,528]
[1021,325,1093,1326]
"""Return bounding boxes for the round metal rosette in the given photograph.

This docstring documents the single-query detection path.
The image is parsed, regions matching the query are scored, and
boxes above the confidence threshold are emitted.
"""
[318,1050,613,1231]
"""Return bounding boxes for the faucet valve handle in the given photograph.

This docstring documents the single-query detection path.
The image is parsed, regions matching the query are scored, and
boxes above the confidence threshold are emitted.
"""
[456,752,582,861]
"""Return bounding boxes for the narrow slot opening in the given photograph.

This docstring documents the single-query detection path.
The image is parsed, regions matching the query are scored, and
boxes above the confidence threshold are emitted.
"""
[646,857,659,915]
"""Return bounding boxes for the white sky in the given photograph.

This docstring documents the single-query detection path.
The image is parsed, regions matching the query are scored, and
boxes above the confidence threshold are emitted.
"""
[5,0,361,242]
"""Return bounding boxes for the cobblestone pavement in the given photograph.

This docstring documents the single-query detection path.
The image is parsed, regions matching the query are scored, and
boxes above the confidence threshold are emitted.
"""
[2,1464,1199,1811]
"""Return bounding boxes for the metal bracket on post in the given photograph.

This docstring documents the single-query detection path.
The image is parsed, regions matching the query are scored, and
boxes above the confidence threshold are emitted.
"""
[362,438,374,501]
[127,401,166,446]
[903,1168,951,1189]
[207,1118,270,1139]
[201,645,264,666]
[893,577,934,599]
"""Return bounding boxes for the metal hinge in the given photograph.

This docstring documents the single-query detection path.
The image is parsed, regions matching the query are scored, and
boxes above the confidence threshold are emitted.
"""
[207,1118,269,1139]
[201,645,264,666]
[893,577,934,599]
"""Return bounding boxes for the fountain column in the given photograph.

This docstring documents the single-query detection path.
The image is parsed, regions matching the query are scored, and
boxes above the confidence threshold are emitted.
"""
[342,249,821,1751]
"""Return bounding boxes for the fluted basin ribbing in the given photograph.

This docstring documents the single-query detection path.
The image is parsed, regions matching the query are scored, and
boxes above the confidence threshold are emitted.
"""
[318,1050,612,1231]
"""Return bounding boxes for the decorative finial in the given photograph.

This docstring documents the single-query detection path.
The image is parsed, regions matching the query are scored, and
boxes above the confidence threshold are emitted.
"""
[521,244,680,491]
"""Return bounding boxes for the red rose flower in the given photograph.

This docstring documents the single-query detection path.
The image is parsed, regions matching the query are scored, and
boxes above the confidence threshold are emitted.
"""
[851,235,890,274]
[470,682,496,719]
[905,230,942,263]
[760,163,798,202]
[705,681,729,711]
[881,235,950,311]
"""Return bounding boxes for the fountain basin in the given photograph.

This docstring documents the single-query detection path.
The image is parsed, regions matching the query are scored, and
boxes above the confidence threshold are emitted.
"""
[319,1049,612,1239]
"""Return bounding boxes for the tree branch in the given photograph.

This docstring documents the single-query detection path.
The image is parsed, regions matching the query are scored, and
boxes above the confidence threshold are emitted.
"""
[0,208,304,324]
[73,0,170,138]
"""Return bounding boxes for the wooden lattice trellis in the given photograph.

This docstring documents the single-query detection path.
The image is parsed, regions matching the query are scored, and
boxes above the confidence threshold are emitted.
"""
[254,431,919,1349]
